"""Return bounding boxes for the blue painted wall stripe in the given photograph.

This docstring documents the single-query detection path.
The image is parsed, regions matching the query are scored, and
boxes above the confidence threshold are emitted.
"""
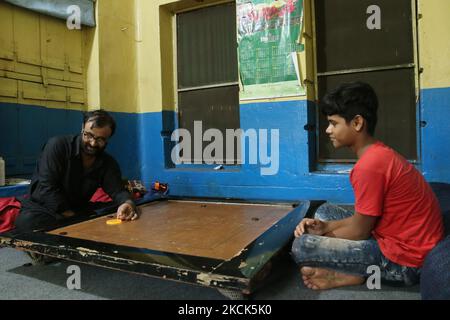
[421,87,450,181]
[1,86,449,202]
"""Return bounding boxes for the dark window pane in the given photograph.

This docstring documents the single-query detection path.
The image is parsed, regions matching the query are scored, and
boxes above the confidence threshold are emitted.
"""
[178,85,240,163]
[315,0,414,73]
[177,2,238,88]
[176,3,240,164]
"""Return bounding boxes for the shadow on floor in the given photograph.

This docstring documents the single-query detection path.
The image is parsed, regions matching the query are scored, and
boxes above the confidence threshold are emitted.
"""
[1,248,420,300]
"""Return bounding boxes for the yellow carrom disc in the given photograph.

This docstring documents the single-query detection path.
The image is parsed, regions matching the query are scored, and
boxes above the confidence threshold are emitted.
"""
[106,218,122,225]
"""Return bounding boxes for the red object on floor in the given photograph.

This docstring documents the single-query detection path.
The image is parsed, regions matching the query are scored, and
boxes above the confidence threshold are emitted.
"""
[89,188,113,203]
[0,197,21,233]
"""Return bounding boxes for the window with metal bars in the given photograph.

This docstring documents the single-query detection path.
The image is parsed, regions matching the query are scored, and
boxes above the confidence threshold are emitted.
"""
[176,2,240,164]
[314,0,418,163]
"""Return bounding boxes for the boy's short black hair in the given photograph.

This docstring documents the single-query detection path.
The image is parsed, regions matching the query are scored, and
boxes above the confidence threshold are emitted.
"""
[320,81,379,136]
[83,110,116,137]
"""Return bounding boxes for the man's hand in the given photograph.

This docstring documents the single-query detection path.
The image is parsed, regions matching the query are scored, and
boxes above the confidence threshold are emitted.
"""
[294,218,327,238]
[116,201,139,221]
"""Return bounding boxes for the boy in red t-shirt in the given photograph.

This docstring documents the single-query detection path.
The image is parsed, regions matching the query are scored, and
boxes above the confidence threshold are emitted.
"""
[291,82,444,290]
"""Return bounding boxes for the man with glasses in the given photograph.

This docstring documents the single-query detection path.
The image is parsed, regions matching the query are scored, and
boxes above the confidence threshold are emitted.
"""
[14,110,138,240]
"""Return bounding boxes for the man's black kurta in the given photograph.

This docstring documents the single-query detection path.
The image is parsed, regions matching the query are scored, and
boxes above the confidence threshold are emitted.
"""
[18,135,131,227]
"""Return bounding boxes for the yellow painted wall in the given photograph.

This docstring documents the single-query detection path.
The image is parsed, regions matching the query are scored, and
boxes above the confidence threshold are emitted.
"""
[418,0,450,90]
[95,0,139,113]
[99,0,450,114]
[2,0,449,114]
[86,0,158,113]
[0,1,87,110]
[88,0,292,113]
[85,20,101,110]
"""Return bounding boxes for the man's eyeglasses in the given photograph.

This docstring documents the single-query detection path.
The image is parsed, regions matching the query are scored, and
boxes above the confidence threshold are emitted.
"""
[82,130,108,146]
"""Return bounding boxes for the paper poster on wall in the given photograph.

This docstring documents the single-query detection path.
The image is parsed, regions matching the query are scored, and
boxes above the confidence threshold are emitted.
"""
[237,0,305,100]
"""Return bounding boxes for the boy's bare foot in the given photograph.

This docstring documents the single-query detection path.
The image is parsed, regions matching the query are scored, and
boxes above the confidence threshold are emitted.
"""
[300,266,365,290]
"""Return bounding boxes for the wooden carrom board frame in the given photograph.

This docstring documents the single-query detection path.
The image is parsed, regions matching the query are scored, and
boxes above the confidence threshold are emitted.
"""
[0,194,321,296]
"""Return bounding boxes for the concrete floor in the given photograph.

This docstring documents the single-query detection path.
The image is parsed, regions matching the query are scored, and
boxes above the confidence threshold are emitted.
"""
[0,247,421,300]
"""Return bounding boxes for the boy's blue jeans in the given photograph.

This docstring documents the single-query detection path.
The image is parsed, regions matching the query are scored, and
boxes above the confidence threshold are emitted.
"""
[291,203,421,286]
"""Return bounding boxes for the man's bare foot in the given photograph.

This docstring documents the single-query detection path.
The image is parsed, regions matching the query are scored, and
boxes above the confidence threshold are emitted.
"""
[300,266,365,290]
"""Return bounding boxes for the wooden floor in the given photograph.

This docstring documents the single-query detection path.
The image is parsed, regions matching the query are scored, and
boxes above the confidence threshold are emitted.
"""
[49,200,293,260]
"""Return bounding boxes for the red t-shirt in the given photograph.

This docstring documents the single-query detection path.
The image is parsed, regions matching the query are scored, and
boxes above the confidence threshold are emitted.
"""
[350,141,444,268]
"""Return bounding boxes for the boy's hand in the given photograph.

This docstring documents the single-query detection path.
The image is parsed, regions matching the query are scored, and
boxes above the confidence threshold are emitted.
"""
[295,219,327,237]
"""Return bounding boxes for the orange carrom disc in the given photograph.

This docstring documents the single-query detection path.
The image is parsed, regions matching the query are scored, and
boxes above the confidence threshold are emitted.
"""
[106,218,122,225]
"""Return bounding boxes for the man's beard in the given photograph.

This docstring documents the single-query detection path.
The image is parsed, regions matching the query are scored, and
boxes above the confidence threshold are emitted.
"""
[81,141,106,156]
